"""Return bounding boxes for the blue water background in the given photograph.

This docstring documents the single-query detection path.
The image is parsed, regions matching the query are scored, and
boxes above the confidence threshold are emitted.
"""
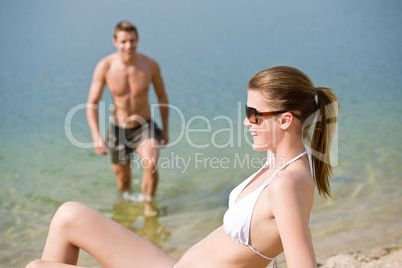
[1,0,401,266]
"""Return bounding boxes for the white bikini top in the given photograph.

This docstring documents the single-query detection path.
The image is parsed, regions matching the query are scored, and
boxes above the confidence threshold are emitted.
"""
[223,149,312,267]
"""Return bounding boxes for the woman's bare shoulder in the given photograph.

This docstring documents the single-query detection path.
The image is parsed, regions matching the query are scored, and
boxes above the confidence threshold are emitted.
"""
[270,169,313,192]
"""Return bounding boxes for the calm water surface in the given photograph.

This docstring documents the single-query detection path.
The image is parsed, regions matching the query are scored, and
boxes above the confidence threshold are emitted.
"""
[1,0,401,267]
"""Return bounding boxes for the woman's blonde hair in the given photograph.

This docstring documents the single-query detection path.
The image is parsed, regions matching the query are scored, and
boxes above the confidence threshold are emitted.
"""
[248,66,340,197]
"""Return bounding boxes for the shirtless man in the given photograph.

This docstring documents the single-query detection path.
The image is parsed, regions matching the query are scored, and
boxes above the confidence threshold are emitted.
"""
[86,21,169,216]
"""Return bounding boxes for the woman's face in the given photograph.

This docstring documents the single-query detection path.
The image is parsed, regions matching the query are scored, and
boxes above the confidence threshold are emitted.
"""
[244,90,280,152]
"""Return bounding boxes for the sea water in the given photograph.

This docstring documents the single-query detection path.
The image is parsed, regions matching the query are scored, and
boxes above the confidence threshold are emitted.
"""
[1,0,401,266]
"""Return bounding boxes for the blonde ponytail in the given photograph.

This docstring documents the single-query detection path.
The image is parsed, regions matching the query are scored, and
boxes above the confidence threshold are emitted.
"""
[311,87,340,197]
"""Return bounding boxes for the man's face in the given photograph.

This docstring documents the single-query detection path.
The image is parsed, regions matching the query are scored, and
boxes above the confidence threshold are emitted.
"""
[113,31,138,58]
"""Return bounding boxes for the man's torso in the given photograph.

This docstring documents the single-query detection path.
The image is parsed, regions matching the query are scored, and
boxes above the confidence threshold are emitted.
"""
[104,53,155,128]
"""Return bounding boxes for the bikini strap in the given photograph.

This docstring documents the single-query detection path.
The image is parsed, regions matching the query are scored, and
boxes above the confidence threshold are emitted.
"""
[263,149,308,186]
[306,149,313,174]
[272,258,278,268]
[281,149,308,169]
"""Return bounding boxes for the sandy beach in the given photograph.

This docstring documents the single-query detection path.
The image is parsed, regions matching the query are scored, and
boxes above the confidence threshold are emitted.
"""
[318,245,402,268]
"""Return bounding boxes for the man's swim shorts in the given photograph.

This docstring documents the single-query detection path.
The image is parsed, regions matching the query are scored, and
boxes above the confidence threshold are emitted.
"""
[107,120,162,165]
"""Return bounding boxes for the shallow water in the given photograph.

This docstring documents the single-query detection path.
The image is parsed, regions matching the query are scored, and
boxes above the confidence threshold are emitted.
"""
[1,0,401,267]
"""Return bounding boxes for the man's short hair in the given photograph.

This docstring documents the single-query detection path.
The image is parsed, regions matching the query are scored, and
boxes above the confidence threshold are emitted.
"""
[114,21,138,39]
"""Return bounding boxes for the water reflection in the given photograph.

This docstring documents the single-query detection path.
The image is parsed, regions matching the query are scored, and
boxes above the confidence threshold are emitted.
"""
[111,198,175,251]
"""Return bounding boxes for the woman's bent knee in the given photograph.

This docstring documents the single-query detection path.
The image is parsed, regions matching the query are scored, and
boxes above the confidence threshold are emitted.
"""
[52,202,89,229]
[25,259,43,268]
[57,201,86,214]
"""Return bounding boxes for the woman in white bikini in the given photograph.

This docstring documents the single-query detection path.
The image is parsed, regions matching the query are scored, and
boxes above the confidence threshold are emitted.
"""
[26,66,340,268]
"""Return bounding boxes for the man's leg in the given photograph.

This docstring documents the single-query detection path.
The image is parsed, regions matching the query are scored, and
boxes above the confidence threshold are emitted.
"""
[136,137,160,216]
[108,123,133,192]
[136,137,160,199]
[112,163,131,192]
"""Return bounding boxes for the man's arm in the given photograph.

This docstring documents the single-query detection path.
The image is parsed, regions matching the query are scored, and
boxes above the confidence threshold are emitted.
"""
[152,61,169,146]
[86,60,108,155]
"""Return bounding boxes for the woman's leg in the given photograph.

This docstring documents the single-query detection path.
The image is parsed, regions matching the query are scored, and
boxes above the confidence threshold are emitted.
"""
[35,201,177,267]
[26,259,86,268]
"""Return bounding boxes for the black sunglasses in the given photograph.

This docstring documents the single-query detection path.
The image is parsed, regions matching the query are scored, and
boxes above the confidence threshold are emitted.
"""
[245,105,288,124]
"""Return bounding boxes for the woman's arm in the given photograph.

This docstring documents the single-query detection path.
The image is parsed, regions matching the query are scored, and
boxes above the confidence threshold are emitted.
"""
[269,172,317,268]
